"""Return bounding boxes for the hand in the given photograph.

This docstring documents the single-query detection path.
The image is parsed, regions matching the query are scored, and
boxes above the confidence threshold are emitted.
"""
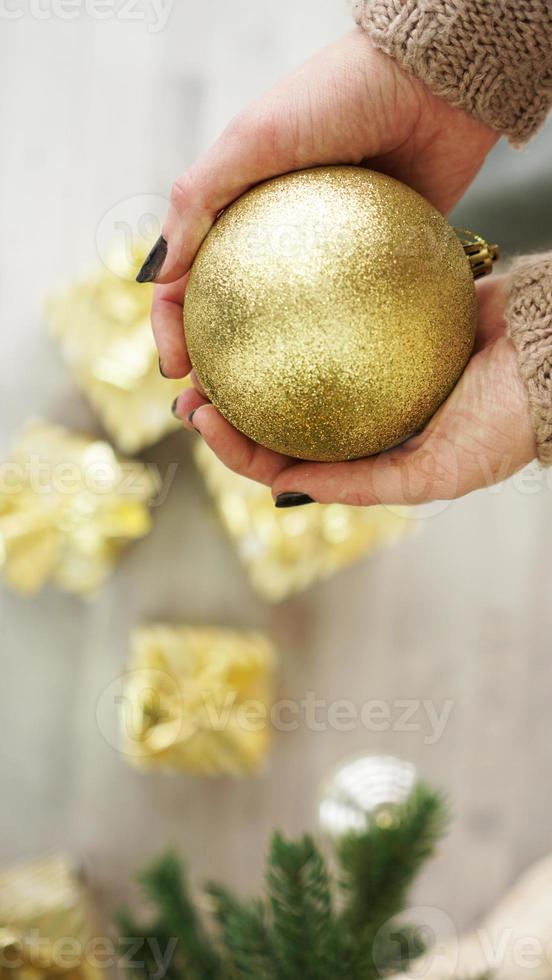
[148,28,498,378]
[146,28,528,507]
[175,275,537,506]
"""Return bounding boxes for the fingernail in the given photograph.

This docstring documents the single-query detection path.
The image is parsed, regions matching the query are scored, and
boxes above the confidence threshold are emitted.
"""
[159,357,167,378]
[275,492,315,509]
[171,397,180,418]
[136,235,167,283]
[188,408,199,429]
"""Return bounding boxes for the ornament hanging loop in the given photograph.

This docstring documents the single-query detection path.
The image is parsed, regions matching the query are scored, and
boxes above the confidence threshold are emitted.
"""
[455,228,500,280]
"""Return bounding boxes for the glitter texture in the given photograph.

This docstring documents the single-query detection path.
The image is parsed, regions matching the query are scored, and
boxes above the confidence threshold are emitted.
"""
[185,166,476,461]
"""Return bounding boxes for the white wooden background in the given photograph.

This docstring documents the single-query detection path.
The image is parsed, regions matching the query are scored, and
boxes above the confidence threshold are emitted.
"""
[1,0,552,934]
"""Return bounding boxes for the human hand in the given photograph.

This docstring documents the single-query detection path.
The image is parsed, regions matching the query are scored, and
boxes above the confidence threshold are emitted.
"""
[144,28,498,379]
[142,28,523,507]
[175,274,536,507]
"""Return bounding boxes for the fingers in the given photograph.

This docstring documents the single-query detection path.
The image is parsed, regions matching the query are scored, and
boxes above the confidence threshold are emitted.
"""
[140,29,400,289]
[473,274,508,351]
[153,100,304,286]
[152,275,191,378]
[142,27,418,369]
[270,338,536,507]
[148,105,299,371]
[188,369,207,397]
[270,433,463,507]
[144,94,316,372]
[172,387,209,424]
[171,337,534,507]
[173,389,292,487]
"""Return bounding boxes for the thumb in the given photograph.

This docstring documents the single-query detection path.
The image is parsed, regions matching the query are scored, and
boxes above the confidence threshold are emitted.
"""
[270,432,463,508]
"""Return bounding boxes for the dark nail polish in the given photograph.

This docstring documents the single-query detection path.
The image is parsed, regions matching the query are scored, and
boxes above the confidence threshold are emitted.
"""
[136,235,168,283]
[275,492,315,509]
[159,357,167,378]
[187,409,198,428]
[171,397,179,418]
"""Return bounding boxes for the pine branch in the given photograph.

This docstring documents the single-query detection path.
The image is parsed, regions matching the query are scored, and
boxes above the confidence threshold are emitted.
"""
[117,782,452,980]
[339,784,447,934]
[267,832,343,980]
[338,783,447,980]
[135,852,222,980]
[206,884,279,979]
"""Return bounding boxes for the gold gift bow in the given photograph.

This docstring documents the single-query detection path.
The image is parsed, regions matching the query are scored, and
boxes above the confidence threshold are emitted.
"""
[194,441,413,602]
[0,421,155,595]
[125,665,269,773]
[0,855,105,980]
[46,245,185,455]
[122,626,276,776]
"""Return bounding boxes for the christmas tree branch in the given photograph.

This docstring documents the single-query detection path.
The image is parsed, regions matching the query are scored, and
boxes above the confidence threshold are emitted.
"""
[337,782,448,978]
[206,884,278,979]
[118,781,452,980]
[133,852,222,980]
[267,833,343,979]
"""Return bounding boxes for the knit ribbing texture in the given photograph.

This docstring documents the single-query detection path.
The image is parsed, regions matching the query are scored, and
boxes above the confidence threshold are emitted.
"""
[352,0,552,144]
[507,253,552,465]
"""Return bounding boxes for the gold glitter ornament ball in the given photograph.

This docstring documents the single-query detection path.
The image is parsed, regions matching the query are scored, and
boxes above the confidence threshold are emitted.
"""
[185,166,476,461]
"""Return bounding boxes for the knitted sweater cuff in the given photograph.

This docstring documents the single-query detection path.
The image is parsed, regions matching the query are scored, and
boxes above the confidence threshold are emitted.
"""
[351,0,552,145]
[507,253,552,465]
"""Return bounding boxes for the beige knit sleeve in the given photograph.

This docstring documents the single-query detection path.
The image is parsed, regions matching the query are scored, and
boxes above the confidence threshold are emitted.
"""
[507,254,552,465]
[352,0,552,145]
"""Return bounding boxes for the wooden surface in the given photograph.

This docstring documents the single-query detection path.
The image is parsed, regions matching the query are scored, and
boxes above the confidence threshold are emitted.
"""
[1,0,552,934]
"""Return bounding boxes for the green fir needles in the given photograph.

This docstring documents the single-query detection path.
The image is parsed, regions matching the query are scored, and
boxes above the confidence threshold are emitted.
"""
[118,781,448,980]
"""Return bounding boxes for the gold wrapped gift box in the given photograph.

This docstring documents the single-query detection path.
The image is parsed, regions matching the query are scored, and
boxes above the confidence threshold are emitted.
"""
[121,623,277,777]
[0,421,156,596]
[46,245,184,455]
[0,854,105,980]
[194,442,412,602]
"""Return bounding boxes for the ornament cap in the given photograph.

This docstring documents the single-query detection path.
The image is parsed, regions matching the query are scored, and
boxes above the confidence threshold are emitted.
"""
[455,228,499,280]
